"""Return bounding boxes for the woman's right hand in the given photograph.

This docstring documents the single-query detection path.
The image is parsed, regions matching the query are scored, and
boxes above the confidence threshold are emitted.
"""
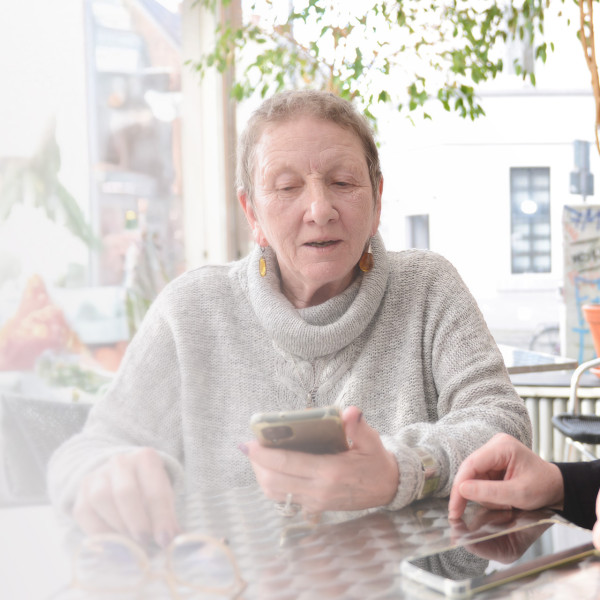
[72,447,180,547]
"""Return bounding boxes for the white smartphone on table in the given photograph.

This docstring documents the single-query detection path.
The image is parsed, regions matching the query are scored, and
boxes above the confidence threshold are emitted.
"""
[400,520,598,598]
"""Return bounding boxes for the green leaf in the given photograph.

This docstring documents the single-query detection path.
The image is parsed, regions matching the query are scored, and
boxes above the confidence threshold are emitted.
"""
[231,82,244,101]
[378,90,390,103]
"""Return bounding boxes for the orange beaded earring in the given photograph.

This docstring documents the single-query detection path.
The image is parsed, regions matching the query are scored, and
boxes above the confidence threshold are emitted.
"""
[358,240,373,273]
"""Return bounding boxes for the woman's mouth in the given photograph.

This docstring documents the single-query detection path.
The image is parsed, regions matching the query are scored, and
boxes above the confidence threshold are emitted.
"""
[306,240,338,247]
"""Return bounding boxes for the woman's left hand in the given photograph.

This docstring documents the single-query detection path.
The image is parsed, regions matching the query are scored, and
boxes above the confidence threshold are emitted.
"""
[240,406,399,513]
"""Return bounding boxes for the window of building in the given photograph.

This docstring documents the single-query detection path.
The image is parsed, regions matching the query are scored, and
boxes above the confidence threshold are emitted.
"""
[510,167,551,274]
[406,214,430,250]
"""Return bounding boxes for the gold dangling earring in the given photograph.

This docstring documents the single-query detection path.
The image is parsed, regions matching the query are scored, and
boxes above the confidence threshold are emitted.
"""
[359,240,374,273]
[259,246,267,277]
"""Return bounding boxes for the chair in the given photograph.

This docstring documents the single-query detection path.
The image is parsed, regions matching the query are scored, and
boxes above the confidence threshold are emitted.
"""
[0,392,92,505]
[552,356,600,461]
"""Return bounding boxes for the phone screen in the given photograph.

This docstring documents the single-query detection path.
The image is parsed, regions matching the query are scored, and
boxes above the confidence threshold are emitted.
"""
[401,521,597,598]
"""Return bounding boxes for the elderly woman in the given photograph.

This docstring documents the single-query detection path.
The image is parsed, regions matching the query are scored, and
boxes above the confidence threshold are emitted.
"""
[48,89,531,548]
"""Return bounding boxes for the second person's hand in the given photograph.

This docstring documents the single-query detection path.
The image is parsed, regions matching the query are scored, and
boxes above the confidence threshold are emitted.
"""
[448,433,564,520]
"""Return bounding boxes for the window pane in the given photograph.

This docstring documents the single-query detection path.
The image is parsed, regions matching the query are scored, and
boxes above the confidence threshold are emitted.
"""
[534,256,551,271]
[513,223,530,235]
[534,223,551,236]
[512,255,530,273]
[513,240,530,252]
[532,190,549,204]
[512,191,530,205]
[510,167,551,274]
[532,170,550,187]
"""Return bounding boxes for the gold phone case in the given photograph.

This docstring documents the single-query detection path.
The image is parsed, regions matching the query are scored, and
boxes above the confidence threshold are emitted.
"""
[250,406,349,454]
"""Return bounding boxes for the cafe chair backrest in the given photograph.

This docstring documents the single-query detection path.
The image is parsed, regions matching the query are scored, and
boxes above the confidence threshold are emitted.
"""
[0,392,91,506]
[552,356,600,461]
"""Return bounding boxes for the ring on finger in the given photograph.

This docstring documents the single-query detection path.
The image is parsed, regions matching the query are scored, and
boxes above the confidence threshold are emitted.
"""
[275,492,301,518]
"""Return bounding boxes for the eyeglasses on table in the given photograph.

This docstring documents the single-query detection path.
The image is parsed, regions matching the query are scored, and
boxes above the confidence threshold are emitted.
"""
[69,532,247,599]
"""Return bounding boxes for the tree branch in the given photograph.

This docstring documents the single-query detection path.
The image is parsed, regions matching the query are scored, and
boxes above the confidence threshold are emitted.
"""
[578,0,600,154]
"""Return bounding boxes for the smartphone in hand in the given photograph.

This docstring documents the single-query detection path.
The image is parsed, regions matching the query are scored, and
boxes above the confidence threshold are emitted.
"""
[250,406,349,454]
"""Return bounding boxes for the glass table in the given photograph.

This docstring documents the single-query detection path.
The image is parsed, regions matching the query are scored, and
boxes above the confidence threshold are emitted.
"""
[3,485,600,600]
[499,344,579,375]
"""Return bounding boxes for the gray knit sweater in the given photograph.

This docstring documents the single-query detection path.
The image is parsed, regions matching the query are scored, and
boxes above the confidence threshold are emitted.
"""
[48,233,531,514]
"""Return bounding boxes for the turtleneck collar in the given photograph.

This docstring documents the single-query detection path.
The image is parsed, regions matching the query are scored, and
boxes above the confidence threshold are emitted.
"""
[241,232,389,359]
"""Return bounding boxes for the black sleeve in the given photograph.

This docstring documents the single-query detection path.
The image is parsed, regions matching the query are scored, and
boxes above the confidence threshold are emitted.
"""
[553,460,600,529]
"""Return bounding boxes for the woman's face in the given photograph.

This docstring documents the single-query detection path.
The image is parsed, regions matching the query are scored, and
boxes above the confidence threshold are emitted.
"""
[239,116,382,308]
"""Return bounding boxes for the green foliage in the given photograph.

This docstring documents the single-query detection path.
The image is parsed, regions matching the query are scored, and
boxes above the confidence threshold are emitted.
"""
[193,0,564,123]
[0,121,100,250]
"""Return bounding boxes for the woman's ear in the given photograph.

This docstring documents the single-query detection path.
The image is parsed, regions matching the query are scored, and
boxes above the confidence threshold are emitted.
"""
[238,189,267,246]
[238,189,255,226]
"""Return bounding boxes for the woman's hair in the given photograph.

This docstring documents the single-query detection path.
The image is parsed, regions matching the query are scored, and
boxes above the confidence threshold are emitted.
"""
[237,89,382,204]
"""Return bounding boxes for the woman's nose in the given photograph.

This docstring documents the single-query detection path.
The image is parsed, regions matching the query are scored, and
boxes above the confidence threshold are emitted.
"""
[305,184,337,225]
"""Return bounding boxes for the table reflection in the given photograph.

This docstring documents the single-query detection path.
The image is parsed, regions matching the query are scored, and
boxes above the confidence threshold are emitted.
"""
[404,522,576,590]
[41,485,599,600]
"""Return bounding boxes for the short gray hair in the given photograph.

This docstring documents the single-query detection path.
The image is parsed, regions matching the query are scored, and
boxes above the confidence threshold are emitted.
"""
[236,89,382,204]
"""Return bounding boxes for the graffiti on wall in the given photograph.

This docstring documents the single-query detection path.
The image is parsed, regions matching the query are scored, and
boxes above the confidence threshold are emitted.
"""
[563,205,600,362]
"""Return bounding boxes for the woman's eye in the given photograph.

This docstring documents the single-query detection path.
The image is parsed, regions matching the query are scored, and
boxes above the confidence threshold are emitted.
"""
[276,185,300,197]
